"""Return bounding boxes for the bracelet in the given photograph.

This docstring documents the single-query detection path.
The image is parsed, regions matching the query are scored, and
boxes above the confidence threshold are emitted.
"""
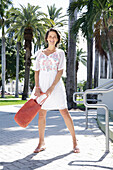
[35,86,40,89]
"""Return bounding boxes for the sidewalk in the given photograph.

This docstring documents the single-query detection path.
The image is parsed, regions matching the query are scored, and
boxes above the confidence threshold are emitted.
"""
[0,105,113,170]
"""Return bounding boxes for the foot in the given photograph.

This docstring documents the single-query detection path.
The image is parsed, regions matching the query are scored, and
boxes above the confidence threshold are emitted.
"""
[73,146,80,153]
[34,143,46,153]
[73,139,80,153]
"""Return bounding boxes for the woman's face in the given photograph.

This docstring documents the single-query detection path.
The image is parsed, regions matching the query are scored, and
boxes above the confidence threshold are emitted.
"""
[47,31,58,47]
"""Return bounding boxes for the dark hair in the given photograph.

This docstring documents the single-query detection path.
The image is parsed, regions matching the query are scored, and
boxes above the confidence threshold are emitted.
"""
[45,28,60,47]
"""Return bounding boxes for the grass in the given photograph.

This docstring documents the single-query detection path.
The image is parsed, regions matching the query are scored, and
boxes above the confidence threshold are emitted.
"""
[1,95,22,98]
[0,100,27,106]
[77,104,85,110]
[0,95,27,106]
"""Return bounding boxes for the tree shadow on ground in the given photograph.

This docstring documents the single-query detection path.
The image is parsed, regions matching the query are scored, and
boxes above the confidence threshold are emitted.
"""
[0,110,102,146]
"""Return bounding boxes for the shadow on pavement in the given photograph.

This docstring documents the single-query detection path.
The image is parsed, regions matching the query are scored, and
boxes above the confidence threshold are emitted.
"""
[0,110,102,146]
[0,151,112,170]
[0,151,72,169]
[68,152,113,169]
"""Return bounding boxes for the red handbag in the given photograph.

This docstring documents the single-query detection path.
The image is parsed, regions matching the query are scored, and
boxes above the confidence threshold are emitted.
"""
[14,94,47,128]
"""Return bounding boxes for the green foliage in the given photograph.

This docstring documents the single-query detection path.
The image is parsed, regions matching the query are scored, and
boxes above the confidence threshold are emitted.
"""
[47,3,67,28]
[68,0,113,44]
[59,32,68,57]
[7,3,50,44]
[0,99,26,106]
[0,0,13,18]
[77,80,87,91]
[76,48,87,72]
[0,37,25,86]
[77,79,95,92]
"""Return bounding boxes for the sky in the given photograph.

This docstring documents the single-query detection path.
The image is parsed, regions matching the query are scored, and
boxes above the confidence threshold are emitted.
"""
[12,0,69,15]
[12,0,87,81]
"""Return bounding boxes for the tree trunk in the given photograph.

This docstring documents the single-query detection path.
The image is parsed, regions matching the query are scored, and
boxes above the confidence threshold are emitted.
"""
[100,56,107,79]
[87,37,93,89]
[87,37,93,104]
[108,53,112,78]
[75,69,77,93]
[100,56,103,78]
[22,46,31,100]
[15,42,20,98]
[103,19,113,78]
[22,28,33,100]
[75,61,79,92]
[106,36,113,78]
[105,58,107,78]
[66,0,77,110]
[94,49,99,88]
[1,24,6,98]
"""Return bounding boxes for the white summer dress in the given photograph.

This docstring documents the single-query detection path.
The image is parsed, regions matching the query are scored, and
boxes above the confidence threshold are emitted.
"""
[31,48,68,110]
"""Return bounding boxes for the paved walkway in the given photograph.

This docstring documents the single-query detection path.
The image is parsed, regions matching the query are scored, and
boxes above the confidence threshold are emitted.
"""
[0,105,113,170]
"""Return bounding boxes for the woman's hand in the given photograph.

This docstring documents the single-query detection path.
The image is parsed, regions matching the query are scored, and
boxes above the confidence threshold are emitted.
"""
[46,86,54,96]
[34,87,41,97]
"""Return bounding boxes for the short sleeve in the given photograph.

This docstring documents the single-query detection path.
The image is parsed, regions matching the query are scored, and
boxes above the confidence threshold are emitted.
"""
[58,50,66,71]
[32,50,41,71]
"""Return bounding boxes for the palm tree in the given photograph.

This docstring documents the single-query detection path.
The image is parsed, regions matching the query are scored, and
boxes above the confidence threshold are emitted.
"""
[68,0,113,78]
[8,3,49,100]
[68,1,94,90]
[0,0,13,97]
[66,0,77,109]
[47,3,67,28]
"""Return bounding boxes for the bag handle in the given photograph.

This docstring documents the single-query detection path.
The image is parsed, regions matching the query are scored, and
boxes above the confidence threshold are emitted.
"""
[40,96,48,106]
[34,92,48,106]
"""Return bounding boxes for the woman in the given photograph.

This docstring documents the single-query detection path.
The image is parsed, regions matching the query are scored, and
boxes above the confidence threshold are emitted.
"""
[32,28,80,153]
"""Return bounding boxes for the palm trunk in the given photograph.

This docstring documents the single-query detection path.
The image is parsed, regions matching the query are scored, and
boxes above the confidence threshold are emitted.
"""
[100,56,107,78]
[75,61,78,92]
[15,42,20,98]
[94,49,99,88]
[87,37,93,104]
[105,58,107,78]
[100,56,103,78]
[1,24,6,98]
[87,37,93,89]
[103,18,113,78]
[22,28,33,100]
[75,70,77,92]
[66,0,77,110]
[106,35,113,78]
[22,46,31,100]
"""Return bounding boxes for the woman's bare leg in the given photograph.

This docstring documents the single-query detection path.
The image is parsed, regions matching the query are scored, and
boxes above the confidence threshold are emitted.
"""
[34,109,47,152]
[59,108,79,152]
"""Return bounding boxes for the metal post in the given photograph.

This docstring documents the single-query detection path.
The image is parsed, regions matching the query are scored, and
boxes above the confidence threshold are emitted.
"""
[105,107,109,152]
[85,107,88,129]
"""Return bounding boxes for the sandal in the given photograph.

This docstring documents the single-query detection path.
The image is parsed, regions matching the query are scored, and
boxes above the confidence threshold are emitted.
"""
[34,145,46,153]
[73,146,80,153]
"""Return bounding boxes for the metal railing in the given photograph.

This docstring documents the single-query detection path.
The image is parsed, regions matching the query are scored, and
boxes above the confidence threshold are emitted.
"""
[84,88,113,153]
[73,80,113,153]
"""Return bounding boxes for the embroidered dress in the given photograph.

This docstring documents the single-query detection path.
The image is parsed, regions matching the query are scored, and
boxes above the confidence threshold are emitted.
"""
[31,48,68,110]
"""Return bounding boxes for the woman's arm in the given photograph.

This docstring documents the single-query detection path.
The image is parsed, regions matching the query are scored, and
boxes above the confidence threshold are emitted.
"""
[34,71,41,97]
[46,69,63,96]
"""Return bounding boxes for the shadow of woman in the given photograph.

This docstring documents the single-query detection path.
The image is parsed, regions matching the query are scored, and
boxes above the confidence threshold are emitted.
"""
[0,151,73,169]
